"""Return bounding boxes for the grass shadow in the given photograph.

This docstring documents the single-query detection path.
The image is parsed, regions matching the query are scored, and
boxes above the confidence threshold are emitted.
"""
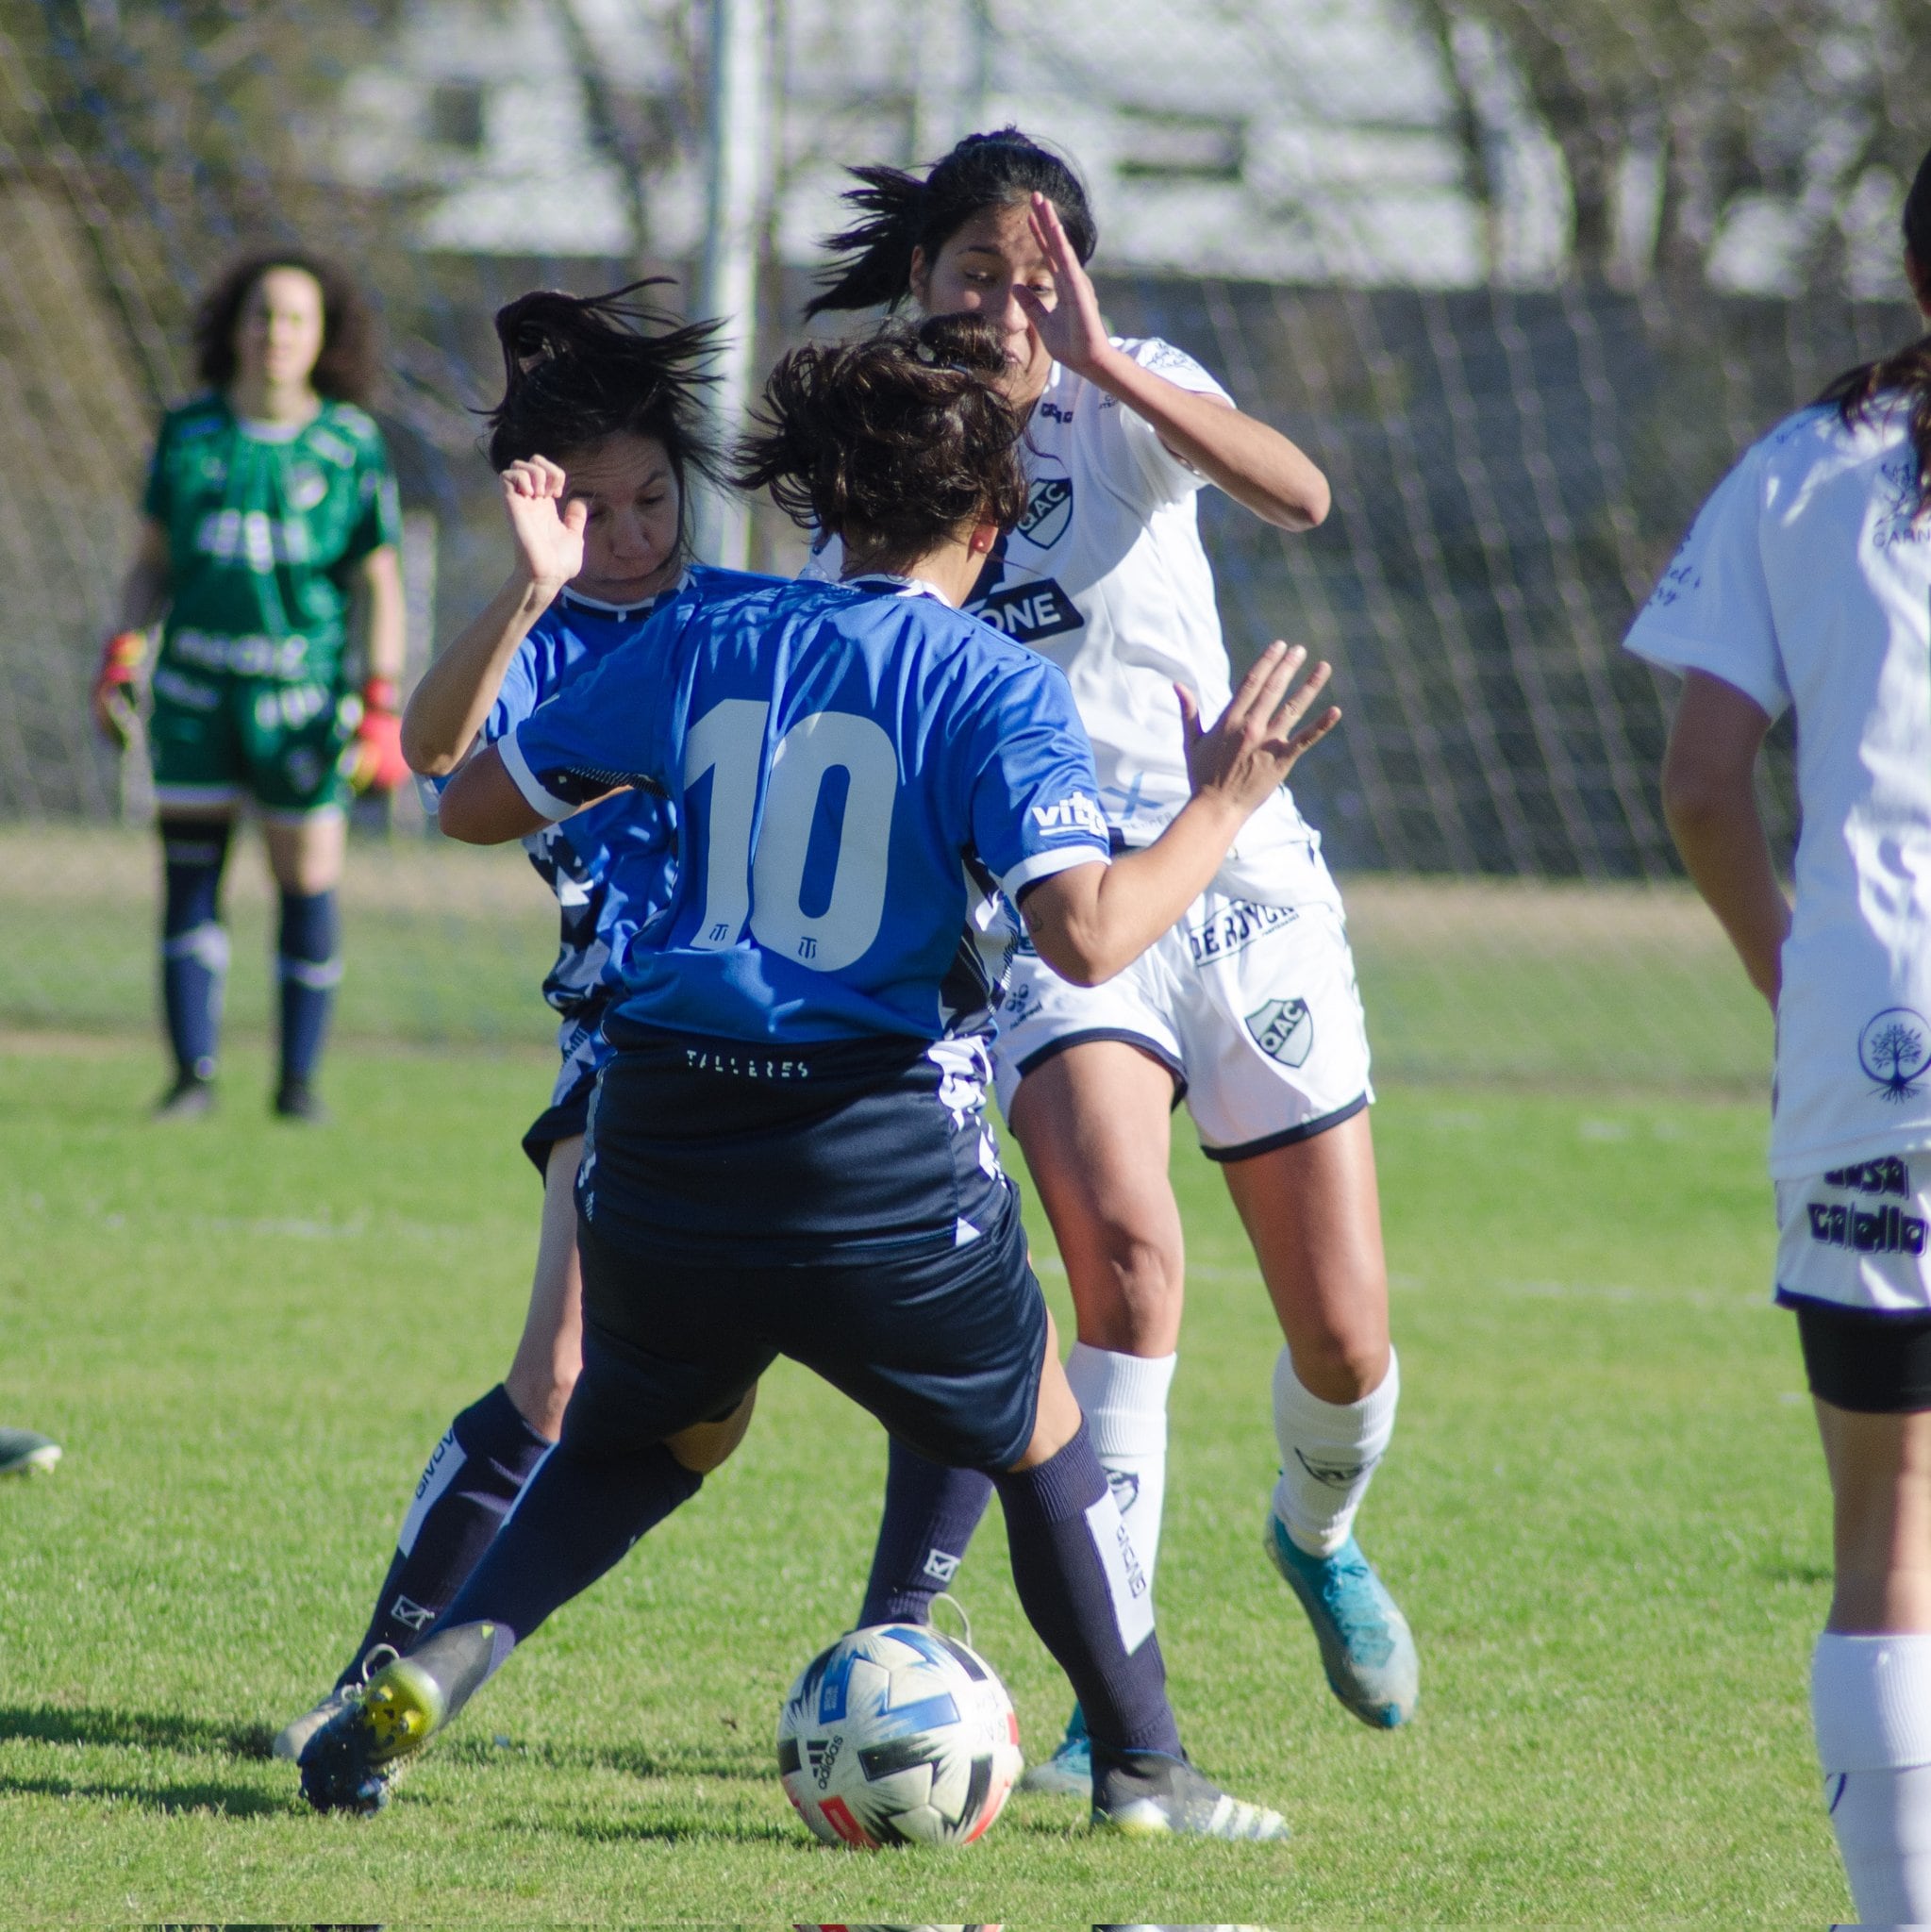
[0,1701,274,1759]
[441,1733,769,1783]
[0,1770,286,1816]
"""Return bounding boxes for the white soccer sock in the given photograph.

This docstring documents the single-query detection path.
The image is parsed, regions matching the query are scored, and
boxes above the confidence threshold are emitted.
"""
[1270,1344,1399,1558]
[1813,1630,1931,1925]
[1065,1342,1177,1603]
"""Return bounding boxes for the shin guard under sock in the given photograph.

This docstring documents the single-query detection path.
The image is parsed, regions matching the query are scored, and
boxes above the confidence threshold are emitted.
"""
[857,1437,995,1625]
[277,887,341,1089]
[339,1385,553,1686]
[992,1421,1181,1757]
[159,818,232,1081]
[434,1437,703,1646]
[1271,1344,1399,1557]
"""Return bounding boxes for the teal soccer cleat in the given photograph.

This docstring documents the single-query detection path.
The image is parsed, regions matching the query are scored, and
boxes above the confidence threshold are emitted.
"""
[1265,1513,1418,1728]
[1020,1701,1091,1796]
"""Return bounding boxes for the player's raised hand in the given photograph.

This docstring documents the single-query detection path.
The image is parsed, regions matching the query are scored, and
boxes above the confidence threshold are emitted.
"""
[501,456,587,596]
[1012,192,1110,377]
[1178,641,1340,818]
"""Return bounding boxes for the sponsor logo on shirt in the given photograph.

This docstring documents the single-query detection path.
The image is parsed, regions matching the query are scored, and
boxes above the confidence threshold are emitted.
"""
[1187,898,1298,965]
[194,507,313,570]
[1806,1200,1928,1257]
[1859,1007,1931,1102]
[1824,1158,1913,1197]
[1037,400,1074,425]
[287,465,328,512]
[1016,475,1074,548]
[1029,791,1108,840]
[1246,996,1314,1069]
[974,576,1083,642]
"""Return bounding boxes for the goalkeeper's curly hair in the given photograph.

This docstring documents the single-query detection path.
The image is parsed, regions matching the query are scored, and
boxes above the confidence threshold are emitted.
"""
[733,314,1029,569]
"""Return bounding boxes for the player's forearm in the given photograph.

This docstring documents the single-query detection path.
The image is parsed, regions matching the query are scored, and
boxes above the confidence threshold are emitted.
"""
[1666,790,1789,1005]
[361,545,407,684]
[403,572,555,776]
[115,561,170,633]
[1024,795,1243,985]
[1082,345,1331,531]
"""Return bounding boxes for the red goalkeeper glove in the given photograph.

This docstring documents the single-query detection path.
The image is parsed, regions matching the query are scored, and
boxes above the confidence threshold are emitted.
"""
[91,629,147,748]
[349,675,409,793]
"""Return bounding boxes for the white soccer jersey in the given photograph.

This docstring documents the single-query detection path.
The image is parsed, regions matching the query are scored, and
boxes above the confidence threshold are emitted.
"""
[1624,400,1931,1178]
[813,336,1338,910]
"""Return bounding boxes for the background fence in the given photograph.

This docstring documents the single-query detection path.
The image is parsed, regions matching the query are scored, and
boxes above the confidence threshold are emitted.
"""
[1,0,1924,1089]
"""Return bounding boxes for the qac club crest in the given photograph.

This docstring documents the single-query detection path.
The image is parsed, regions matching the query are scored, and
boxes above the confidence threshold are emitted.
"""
[1246,997,1313,1069]
[1016,475,1073,548]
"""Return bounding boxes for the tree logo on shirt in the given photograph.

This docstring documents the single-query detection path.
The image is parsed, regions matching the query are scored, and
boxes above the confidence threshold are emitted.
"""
[1859,1008,1931,1102]
[1246,997,1314,1069]
[1016,475,1074,548]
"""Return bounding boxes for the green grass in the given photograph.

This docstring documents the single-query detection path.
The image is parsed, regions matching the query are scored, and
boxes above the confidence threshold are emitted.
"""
[0,1035,1842,1923]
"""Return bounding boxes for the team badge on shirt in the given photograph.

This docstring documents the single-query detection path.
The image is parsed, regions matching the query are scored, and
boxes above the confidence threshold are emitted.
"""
[1246,996,1313,1068]
[1017,475,1074,548]
[1860,1007,1931,1102]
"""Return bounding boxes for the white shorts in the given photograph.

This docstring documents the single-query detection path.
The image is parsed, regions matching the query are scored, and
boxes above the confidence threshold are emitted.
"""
[1775,1156,1931,1313]
[991,888,1373,1161]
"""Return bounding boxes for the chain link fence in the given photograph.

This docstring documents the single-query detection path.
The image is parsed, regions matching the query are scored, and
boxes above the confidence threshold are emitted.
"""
[2,0,1923,1086]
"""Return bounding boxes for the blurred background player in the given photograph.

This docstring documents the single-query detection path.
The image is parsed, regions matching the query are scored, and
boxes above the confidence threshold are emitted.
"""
[91,251,406,1123]
[274,286,754,1760]
[806,129,1415,1782]
[1628,142,1931,1926]
[0,1428,60,1477]
[298,314,1334,1836]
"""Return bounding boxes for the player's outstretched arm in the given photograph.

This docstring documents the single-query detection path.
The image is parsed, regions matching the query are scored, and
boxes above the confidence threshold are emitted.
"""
[92,519,171,744]
[1022,641,1340,986]
[1014,194,1330,532]
[403,458,587,775]
[1660,668,1789,1006]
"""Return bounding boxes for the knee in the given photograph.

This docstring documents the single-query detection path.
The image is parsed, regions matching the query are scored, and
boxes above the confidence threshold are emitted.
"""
[1078,1227,1183,1353]
[1287,1330,1391,1407]
[668,1384,757,1474]
[506,1358,579,1441]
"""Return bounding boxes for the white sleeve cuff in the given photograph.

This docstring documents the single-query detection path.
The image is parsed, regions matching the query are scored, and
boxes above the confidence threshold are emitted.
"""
[1623,626,1790,722]
[499,727,576,823]
[1002,842,1109,900]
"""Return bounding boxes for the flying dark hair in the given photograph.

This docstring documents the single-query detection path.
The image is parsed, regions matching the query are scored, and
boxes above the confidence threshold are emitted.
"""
[484,282,726,525]
[1816,143,1931,508]
[734,314,1029,568]
[194,251,379,405]
[805,127,1097,319]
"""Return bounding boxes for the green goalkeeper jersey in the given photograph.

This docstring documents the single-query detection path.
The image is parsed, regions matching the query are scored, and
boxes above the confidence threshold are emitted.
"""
[143,392,401,688]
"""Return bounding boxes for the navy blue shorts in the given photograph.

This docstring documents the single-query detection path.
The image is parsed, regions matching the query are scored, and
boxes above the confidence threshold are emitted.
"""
[569,1175,1048,1474]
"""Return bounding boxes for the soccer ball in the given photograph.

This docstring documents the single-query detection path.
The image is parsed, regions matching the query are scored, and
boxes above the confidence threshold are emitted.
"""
[776,1624,1023,1847]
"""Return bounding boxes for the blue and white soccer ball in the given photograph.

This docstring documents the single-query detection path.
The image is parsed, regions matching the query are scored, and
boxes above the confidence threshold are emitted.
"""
[776,1624,1023,1847]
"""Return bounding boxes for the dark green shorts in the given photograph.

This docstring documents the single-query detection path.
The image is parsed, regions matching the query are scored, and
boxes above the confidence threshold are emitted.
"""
[148,658,356,819]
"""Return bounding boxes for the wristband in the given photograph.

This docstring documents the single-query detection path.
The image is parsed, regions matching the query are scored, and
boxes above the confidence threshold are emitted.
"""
[361,675,400,715]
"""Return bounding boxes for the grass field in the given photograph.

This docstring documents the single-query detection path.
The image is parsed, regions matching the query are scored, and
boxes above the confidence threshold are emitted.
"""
[0,1000,1846,1922]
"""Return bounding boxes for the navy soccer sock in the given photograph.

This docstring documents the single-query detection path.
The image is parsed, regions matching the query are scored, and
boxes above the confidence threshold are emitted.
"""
[158,818,231,1081]
[991,1420,1182,1757]
[431,1436,704,1647]
[337,1385,554,1689]
[276,887,340,1089]
[858,1437,995,1625]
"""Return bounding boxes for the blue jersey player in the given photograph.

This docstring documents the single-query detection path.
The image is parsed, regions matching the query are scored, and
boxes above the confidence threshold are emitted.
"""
[296,316,1338,1840]
[275,287,756,1760]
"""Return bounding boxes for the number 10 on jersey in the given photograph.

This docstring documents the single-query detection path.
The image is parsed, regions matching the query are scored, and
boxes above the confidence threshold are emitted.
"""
[683,699,899,974]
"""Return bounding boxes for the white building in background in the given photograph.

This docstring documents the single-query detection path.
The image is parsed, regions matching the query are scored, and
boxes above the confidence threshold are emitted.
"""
[323,0,1572,290]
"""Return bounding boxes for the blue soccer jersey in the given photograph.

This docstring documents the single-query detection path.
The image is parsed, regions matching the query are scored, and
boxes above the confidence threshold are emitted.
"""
[437,580,691,1054]
[502,574,1112,1048]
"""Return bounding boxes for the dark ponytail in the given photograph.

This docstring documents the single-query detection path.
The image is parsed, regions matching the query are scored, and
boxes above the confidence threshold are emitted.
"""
[484,281,725,503]
[734,314,1029,567]
[1815,144,1931,506]
[805,127,1097,319]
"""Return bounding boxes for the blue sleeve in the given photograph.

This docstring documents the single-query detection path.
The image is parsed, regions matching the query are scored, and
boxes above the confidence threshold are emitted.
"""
[501,608,684,819]
[479,643,542,745]
[965,657,1112,897]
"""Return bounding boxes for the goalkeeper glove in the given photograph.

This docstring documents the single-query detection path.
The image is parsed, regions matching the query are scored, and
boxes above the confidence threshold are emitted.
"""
[349,675,410,793]
[91,629,147,748]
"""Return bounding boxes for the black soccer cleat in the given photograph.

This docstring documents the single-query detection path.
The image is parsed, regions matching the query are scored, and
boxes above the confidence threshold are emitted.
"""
[1090,1740,1290,1841]
[153,1073,215,1122]
[274,1079,329,1124]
